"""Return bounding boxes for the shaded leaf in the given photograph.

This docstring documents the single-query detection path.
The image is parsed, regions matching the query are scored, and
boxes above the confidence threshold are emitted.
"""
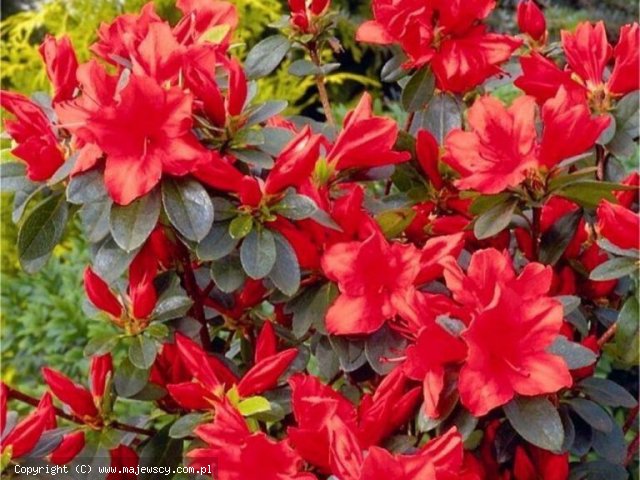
[504,396,564,452]
[110,189,161,252]
[245,35,291,79]
[240,228,277,279]
[473,199,517,240]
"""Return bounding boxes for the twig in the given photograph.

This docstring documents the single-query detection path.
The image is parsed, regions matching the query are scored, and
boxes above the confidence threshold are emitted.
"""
[7,387,155,437]
[309,45,335,126]
[624,405,639,433]
[626,432,639,466]
[596,144,607,181]
[531,206,541,261]
[597,322,618,348]
[178,245,211,350]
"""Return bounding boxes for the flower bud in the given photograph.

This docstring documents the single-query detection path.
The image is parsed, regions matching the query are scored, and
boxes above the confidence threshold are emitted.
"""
[517,0,546,42]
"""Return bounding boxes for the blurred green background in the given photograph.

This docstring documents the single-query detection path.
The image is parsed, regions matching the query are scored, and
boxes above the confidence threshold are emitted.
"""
[1,0,638,394]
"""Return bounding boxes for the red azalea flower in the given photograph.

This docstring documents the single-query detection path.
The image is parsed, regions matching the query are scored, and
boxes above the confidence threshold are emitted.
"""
[458,287,571,416]
[0,91,65,181]
[516,0,546,43]
[0,393,55,460]
[578,243,618,299]
[174,0,238,45]
[189,400,311,480]
[109,445,139,480]
[327,92,410,171]
[49,431,85,465]
[82,74,206,205]
[39,35,79,104]
[512,444,569,480]
[516,21,640,104]
[42,354,113,423]
[356,0,521,92]
[597,199,640,251]
[289,0,330,34]
[443,89,609,193]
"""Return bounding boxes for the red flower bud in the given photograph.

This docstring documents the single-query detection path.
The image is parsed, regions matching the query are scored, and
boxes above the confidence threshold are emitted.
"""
[84,267,123,319]
[42,368,99,420]
[90,354,113,399]
[517,0,546,41]
[49,431,85,465]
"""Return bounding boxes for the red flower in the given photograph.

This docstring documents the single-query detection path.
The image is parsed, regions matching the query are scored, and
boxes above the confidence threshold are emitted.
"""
[264,126,323,195]
[39,35,79,104]
[416,129,444,189]
[189,400,310,480]
[82,74,206,205]
[517,1,546,42]
[109,445,139,480]
[49,431,85,465]
[84,267,123,319]
[289,0,330,34]
[512,445,569,480]
[459,287,572,416]
[516,21,640,104]
[1,393,55,460]
[327,92,410,171]
[443,95,538,194]
[42,354,113,423]
[0,91,65,181]
[356,0,521,92]
[403,323,467,418]
[321,231,422,335]
[174,0,238,45]
[597,200,640,251]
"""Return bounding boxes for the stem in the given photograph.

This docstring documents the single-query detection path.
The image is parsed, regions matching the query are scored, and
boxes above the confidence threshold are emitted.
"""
[7,387,155,437]
[624,405,639,433]
[309,45,335,126]
[178,245,211,350]
[596,144,607,181]
[626,433,639,466]
[404,112,415,132]
[531,206,541,262]
[597,322,618,348]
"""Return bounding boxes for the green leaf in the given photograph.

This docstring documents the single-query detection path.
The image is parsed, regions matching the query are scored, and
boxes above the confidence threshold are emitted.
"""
[473,199,517,240]
[275,193,318,220]
[287,283,338,338]
[66,170,108,204]
[577,377,637,408]
[229,214,254,239]
[246,100,288,127]
[110,189,161,252]
[556,295,581,315]
[212,197,237,220]
[240,228,277,279]
[365,324,407,375]
[329,336,367,372]
[597,238,639,258]
[91,237,138,283]
[539,209,583,265]
[412,93,463,141]
[237,396,271,416]
[607,90,639,159]
[589,256,637,281]
[401,67,435,113]
[569,460,628,480]
[169,413,207,439]
[47,153,78,185]
[608,296,639,367]
[504,396,564,452]
[211,254,246,292]
[245,35,291,79]
[17,192,68,268]
[288,59,320,76]
[128,335,157,370]
[547,336,597,369]
[12,183,42,223]
[232,149,274,168]
[145,323,169,339]
[567,398,613,432]
[556,181,634,209]
[268,233,301,296]
[152,295,193,322]
[591,422,626,465]
[84,335,119,357]
[138,426,183,480]
[114,357,149,397]
[0,162,28,191]
[162,178,214,242]
[380,52,407,83]
[197,222,239,260]
[375,207,417,238]
[469,193,510,215]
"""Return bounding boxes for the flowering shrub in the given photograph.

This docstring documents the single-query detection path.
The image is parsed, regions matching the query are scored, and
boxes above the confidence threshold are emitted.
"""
[1,0,639,478]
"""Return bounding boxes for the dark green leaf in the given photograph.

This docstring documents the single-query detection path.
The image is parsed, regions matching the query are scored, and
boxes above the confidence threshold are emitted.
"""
[232,149,274,168]
[246,100,288,126]
[47,153,78,185]
[80,199,112,243]
[114,357,149,397]
[128,335,157,370]
[138,426,183,480]
[197,222,239,260]
[556,181,634,209]
[275,193,318,220]
[591,422,626,464]
[152,295,193,322]
[329,336,367,372]
[0,162,28,191]
[504,396,564,452]
[212,196,237,220]
[578,377,637,408]
[556,295,581,315]
[567,398,612,432]
[245,35,291,79]
[469,193,510,215]
[269,233,301,296]
[547,336,597,369]
[412,93,463,141]
[597,238,639,258]
[607,296,639,367]
[240,228,277,279]
[569,460,628,480]
[288,59,320,76]
[589,256,637,281]
[12,182,42,223]
[365,324,407,375]
[91,237,138,282]
[607,90,639,159]
[110,189,161,252]
[287,283,338,338]
[66,170,108,204]
[473,199,517,240]
[401,67,435,113]
[380,52,407,82]
[169,413,207,439]
[375,207,417,239]
[17,192,68,266]
[539,209,583,265]
[84,335,119,357]
[211,254,246,292]
[162,178,214,242]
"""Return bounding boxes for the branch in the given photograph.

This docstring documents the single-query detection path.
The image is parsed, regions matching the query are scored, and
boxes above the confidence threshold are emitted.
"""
[595,144,607,181]
[309,45,335,127]
[531,206,541,262]
[597,322,617,348]
[7,387,155,437]
[178,245,211,350]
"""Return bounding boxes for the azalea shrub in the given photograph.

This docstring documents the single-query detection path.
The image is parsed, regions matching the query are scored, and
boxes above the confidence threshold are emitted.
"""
[1,0,639,479]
